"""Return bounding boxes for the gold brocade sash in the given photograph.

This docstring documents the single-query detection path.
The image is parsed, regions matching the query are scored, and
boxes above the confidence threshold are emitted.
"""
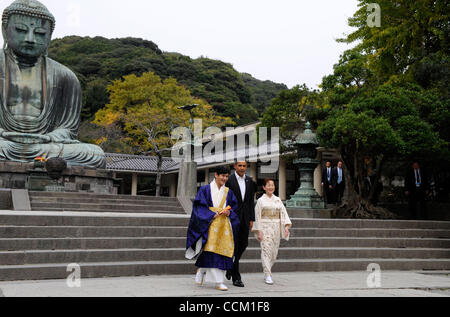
[261,208,281,220]
[203,187,235,258]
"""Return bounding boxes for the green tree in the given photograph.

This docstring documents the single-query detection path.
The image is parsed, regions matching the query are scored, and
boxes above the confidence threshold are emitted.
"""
[49,36,286,122]
[339,0,449,83]
[260,85,328,151]
[310,0,450,218]
[317,81,446,218]
[93,72,234,196]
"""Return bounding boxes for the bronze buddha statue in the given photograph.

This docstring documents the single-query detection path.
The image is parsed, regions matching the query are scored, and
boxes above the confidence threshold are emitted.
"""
[0,0,106,168]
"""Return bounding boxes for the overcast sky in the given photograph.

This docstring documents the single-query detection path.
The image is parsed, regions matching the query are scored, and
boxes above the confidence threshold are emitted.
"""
[0,0,359,89]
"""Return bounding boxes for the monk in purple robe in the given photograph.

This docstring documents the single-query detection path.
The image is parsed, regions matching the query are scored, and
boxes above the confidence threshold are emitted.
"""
[185,166,239,291]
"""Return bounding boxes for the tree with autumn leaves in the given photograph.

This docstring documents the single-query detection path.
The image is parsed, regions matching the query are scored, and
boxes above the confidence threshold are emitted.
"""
[93,72,233,196]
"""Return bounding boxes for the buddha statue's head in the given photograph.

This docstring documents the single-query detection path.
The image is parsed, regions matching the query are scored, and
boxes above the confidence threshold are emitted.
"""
[2,0,55,61]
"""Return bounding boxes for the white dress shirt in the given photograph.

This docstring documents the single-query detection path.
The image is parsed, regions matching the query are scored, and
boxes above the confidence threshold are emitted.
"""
[235,171,246,201]
[414,169,422,187]
[338,168,343,184]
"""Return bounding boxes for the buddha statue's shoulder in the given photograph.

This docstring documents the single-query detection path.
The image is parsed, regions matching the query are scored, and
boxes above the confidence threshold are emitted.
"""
[44,57,80,84]
[0,49,5,66]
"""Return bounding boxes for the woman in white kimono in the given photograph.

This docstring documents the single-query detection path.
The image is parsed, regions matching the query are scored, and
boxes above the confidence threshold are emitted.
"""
[252,179,292,285]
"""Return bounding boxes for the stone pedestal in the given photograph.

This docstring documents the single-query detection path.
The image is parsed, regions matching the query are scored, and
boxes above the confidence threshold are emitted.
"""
[287,208,333,219]
[177,160,198,199]
[0,161,117,194]
[286,158,326,209]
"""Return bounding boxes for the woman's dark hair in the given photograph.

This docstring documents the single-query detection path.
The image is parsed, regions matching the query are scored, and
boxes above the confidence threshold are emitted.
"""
[263,178,275,187]
[215,166,231,176]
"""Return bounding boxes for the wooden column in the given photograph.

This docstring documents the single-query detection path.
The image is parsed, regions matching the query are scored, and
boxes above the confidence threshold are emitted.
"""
[169,174,177,198]
[204,168,210,184]
[250,162,257,182]
[279,159,287,201]
[131,173,138,196]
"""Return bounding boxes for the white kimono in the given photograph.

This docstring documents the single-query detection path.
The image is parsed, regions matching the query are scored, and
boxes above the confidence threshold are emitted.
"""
[252,194,292,276]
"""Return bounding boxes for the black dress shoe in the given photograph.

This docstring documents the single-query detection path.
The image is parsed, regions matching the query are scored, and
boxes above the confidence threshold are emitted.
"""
[233,280,245,288]
[226,271,231,281]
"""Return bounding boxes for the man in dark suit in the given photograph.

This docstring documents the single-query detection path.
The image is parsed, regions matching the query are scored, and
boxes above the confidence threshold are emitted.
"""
[321,161,334,204]
[332,161,346,205]
[225,161,256,288]
[405,162,429,220]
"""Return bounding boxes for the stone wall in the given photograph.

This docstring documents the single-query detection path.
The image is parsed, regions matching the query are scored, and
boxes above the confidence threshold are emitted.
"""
[0,162,117,195]
[0,189,12,210]
[381,202,450,221]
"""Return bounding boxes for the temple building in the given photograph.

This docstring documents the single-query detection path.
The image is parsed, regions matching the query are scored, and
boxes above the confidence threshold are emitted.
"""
[106,122,340,201]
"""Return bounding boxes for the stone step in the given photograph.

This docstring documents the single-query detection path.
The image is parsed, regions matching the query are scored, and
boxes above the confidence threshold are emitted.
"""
[1,213,448,229]
[287,209,334,219]
[0,213,190,227]
[1,247,449,265]
[294,219,450,230]
[30,198,181,207]
[30,202,185,213]
[1,226,449,239]
[27,208,186,215]
[29,192,177,202]
[1,258,449,281]
[1,237,449,251]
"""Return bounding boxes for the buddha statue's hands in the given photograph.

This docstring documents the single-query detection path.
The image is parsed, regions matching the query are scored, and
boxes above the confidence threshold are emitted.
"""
[1,132,52,144]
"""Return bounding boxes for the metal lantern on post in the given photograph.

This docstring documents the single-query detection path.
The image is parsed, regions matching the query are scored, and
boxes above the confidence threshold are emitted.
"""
[286,122,326,210]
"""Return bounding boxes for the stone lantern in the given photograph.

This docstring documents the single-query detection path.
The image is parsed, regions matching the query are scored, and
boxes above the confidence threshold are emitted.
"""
[286,122,326,209]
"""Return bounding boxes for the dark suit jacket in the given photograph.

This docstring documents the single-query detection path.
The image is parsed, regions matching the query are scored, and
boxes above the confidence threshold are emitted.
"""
[331,167,346,188]
[226,173,256,231]
[322,167,333,187]
[405,168,429,192]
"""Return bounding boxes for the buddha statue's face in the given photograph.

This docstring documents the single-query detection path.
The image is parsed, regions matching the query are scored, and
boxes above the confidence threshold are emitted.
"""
[4,14,52,59]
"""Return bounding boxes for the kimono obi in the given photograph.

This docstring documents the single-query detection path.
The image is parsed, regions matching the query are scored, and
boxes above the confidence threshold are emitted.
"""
[261,208,281,220]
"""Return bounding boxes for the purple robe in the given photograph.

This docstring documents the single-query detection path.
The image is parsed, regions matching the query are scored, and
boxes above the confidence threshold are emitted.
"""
[186,185,240,270]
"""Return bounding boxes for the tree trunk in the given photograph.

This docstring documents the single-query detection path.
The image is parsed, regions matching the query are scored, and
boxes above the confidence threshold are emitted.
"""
[368,155,385,204]
[334,154,397,219]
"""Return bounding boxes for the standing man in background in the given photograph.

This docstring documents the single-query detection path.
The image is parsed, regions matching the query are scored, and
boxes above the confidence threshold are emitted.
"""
[332,161,346,206]
[405,161,429,220]
[225,161,256,288]
[322,161,334,205]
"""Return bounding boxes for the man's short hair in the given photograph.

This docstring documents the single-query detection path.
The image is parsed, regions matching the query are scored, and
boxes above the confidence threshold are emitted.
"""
[215,166,231,176]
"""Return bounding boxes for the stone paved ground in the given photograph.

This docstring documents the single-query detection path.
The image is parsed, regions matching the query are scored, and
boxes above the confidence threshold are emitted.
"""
[0,271,448,297]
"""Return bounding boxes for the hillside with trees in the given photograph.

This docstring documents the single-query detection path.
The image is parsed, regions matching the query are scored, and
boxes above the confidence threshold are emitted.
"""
[48,36,287,126]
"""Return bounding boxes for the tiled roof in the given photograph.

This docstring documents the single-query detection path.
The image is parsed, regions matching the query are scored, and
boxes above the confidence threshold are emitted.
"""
[105,153,178,173]
[105,142,282,173]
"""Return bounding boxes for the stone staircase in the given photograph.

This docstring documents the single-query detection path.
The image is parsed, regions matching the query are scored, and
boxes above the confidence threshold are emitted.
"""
[28,192,186,215]
[0,211,449,281]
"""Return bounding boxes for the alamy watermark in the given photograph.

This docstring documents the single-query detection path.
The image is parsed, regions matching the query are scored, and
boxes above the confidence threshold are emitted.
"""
[171,119,280,174]
[66,263,81,288]
[367,3,381,28]
[66,2,81,28]
[366,263,382,288]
